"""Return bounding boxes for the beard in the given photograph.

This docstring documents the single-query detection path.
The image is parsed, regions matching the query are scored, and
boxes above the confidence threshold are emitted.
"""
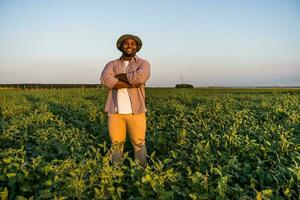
[122,51,136,57]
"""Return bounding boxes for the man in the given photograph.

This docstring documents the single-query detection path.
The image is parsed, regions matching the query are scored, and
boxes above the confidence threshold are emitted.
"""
[100,34,150,167]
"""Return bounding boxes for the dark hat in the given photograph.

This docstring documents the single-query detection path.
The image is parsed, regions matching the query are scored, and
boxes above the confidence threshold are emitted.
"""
[116,34,142,52]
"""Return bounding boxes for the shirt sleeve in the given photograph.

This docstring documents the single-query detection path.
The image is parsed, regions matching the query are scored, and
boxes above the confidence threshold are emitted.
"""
[100,62,119,89]
[126,60,150,86]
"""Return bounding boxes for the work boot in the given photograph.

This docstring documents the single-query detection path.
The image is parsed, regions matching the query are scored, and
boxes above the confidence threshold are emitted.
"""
[111,151,124,165]
[110,142,124,165]
[134,144,147,168]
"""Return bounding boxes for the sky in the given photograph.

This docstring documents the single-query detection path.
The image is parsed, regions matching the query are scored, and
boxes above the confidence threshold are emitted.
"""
[0,0,300,87]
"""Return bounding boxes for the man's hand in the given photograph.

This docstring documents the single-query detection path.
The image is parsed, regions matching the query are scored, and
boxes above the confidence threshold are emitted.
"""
[113,80,131,89]
[114,73,141,89]
[115,73,130,84]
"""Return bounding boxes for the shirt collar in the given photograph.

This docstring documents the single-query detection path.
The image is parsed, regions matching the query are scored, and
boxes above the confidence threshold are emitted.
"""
[119,55,139,62]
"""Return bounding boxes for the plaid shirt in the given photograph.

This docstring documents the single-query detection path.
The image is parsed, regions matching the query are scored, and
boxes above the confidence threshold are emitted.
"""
[100,55,150,114]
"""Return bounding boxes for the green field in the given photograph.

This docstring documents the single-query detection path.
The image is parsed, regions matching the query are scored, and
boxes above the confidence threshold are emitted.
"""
[0,88,299,199]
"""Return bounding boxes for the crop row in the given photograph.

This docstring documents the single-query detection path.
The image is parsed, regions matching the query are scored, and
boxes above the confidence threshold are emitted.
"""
[0,88,299,199]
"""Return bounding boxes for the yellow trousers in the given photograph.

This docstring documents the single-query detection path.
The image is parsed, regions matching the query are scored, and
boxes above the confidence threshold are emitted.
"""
[108,113,147,166]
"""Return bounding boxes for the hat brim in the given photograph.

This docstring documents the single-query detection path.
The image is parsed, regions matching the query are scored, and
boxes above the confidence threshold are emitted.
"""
[116,34,142,52]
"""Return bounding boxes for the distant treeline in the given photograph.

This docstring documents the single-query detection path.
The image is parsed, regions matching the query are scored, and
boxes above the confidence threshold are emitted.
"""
[0,84,101,89]
[175,84,194,88]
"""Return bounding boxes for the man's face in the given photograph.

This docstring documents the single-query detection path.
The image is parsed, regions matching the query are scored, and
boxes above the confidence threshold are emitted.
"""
[121,38,138,57]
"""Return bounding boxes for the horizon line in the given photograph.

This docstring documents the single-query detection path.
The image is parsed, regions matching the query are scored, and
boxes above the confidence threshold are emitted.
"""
[0,83,300,88]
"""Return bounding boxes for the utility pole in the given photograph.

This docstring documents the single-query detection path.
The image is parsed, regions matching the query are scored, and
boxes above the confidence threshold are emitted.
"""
[180,74,184,84]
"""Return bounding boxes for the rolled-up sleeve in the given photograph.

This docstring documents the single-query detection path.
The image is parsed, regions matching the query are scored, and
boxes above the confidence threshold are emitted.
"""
[100,62,118,89]
[126,60,150,86]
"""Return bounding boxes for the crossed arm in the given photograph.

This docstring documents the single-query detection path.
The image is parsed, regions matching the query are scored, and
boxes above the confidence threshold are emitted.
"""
[113,74,133,89]
[101,72,137,89]
[100,61,150,90]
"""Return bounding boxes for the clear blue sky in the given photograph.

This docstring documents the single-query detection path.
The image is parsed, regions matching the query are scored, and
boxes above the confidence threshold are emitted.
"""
[0,0,299,86]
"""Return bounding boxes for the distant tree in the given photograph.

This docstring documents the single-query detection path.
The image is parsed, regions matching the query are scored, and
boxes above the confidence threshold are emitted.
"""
[175,84,194,88]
